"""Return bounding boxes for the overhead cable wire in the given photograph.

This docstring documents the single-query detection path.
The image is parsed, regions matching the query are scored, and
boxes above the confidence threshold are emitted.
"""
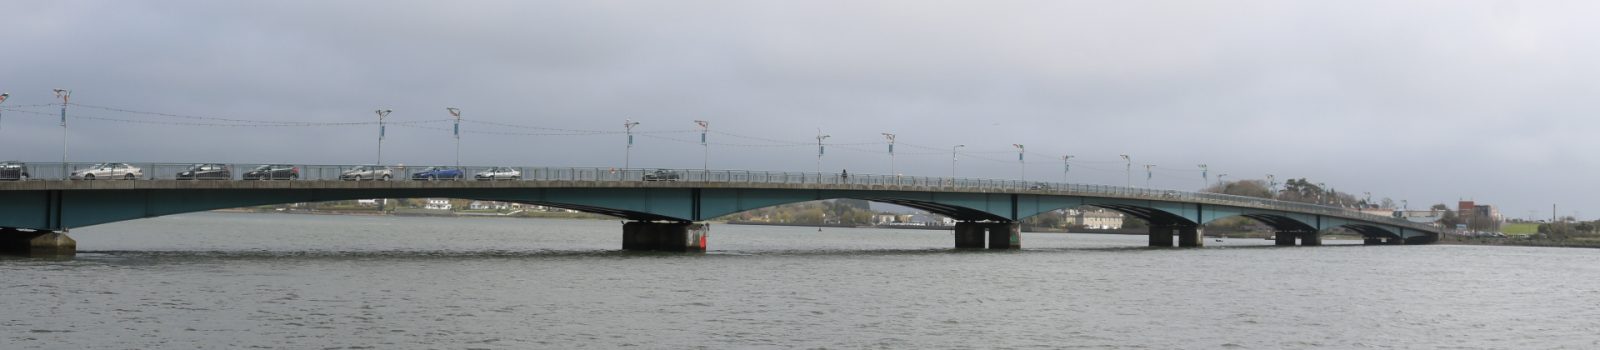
[68,103,358,125]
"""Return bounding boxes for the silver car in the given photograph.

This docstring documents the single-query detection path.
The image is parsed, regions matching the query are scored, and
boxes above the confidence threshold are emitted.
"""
[71,163,143,180]
[339,165,392,181]
[475,167,521,181]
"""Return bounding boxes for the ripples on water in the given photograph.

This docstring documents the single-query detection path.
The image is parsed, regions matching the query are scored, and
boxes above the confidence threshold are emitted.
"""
[3,212,1598,349]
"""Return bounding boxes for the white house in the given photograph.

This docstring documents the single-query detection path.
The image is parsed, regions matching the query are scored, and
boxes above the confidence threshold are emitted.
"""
[424,198,452,210]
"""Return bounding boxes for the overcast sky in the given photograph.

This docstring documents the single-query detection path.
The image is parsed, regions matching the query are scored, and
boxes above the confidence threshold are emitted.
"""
[2,1,1597,219]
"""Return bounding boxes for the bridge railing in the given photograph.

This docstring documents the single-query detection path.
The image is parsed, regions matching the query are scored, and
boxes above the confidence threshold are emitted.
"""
[4,162,1436,232]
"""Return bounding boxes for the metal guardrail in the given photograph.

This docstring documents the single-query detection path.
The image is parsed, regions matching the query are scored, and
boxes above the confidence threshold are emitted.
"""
[0,161,1439,232]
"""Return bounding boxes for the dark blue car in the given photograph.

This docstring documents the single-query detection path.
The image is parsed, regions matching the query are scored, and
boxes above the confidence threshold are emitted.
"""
[411,166,464,181]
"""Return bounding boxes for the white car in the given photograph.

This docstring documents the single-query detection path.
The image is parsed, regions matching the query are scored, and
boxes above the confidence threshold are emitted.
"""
[475,167,521,181]
[71,163,143,180]
[339,165,392,181]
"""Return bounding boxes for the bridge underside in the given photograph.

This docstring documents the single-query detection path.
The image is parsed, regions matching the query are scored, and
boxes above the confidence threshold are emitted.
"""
[0,184,1439,255]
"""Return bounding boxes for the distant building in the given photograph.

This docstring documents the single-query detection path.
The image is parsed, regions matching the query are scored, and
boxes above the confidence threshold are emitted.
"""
[1397,210,1444,225]
[469,201,512,211]
[1073,209,1124,230]
[1458,200,1502,232]
[424,198,452,210]
[873,214,898,225]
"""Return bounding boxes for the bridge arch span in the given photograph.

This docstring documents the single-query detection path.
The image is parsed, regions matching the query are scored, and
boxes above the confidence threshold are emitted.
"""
[695,189,1011,222]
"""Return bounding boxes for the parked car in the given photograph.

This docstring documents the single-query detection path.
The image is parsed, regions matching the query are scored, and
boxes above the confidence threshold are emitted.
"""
[412,166,464,181]
[643,169,681,181]
[177,163,232,180]
[71,163,143,180]
[1028,183,1052,191]
[475,167,521,181]
[0,161,29,181]
[339,165,392,181]
[243,164,298,180]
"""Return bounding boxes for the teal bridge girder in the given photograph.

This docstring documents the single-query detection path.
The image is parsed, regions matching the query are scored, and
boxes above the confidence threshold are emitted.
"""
[0,176,1441,244]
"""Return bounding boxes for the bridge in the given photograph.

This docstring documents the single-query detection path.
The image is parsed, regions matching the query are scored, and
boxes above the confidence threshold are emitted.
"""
[0,162,1441,256]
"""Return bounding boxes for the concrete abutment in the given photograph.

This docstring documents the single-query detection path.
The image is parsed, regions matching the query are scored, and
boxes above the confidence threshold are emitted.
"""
[622,221,708,252]
[0,228,76,257]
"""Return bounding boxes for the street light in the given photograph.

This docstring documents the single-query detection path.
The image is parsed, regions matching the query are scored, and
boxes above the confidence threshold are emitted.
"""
[1217,173,1229,185]
[447,107,462,168]
[1198,164,1208,188]
[0,92,9,131]
[375,109,391,165]
[951,144,965,178]
[882,133,896,176]
[695,120,709,171]
[1062,155,1074,183]
[54,89,70,174]
[624,119,640,169]
[1143,164,1155,188]
[1120,154,1131,187]
[1013,144,1025,182]
[815,129,829,174]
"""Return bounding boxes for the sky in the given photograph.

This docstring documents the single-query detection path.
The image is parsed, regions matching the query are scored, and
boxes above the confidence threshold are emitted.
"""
[1,0,1597,220]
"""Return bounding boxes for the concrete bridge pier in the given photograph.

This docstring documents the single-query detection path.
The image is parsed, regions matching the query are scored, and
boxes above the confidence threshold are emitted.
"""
[1149,225,1176,247]
[1273,231,1321,246]
[1299,231,1322,246]
[1274,232,1298,246]
[953,222,1019,249]
[1149,225,1203,247]
[0,228,76,257]
[954,222,986,248]
[985,222,1020,249]
[1177,227,1204,247]
[622,221,708,252]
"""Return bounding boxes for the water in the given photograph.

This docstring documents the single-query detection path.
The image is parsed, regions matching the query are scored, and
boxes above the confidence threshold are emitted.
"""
[3,212,1598,349]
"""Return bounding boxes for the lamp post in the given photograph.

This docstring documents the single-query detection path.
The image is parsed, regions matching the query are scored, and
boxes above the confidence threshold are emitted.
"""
[624,119,640,169]
[1318,182,1327,205]
[1062,155,1074,183]
[1217,173,1229,187]
[1144,164,1155,188]
[695,120,709,171]
[951,144,965,178]
[54,89,70,175]
[1013,144,1025,182]
[1198,164,1208,188]
[1363,191,1372,208]
[375,109,391,166]
[815,130,829,174]
[882,133,896,176]
[0,92,9,131]
[447,107,462,168]
[1120,154,1131,187]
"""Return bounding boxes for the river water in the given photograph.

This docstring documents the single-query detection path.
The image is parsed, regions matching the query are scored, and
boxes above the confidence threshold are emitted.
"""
[3,212,1597,349]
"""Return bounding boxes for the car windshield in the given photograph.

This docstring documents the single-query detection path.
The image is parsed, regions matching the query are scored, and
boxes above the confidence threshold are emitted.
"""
[421,167,440,172]
[253,165,271,170]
